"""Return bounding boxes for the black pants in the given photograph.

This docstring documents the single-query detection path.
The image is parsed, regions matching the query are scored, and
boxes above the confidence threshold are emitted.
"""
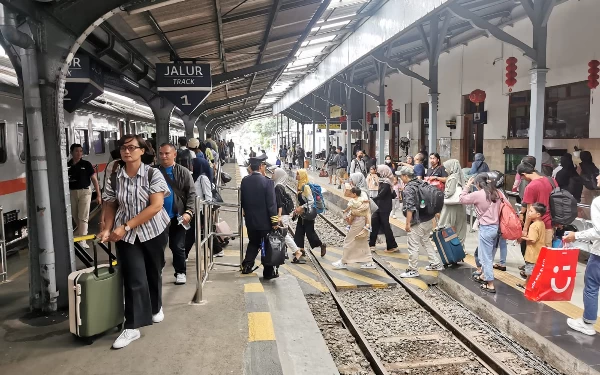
[242,229,274,276]
[293,217,322,249]
[369,210,398,250]
[116,229,168,330]
[169,217,188,276]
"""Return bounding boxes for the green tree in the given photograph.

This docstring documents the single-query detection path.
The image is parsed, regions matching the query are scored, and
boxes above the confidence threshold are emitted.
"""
[239,117,277,149]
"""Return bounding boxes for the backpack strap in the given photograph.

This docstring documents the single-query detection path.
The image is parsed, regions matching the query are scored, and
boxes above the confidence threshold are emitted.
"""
[546,176,557,189]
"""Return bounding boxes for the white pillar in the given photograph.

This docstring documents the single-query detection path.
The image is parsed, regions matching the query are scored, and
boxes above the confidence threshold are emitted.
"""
[325,118,330,161]
[346,115,352,164]
[528,68,548,171]
[312,120,316,169]
[428,93,438,154]
[378,104,385,163]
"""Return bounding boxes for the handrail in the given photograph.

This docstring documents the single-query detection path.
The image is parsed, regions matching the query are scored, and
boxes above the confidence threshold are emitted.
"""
[0,206,7,283]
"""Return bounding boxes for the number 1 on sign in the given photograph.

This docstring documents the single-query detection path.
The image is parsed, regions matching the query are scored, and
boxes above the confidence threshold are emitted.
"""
[181,95,191,106]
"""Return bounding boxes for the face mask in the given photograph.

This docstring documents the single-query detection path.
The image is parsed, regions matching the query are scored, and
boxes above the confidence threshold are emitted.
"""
[385,160,391,163]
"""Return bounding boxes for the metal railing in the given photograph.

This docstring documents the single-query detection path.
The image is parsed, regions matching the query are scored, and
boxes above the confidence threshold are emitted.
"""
[0,207,7,283]
[192,186,243,304]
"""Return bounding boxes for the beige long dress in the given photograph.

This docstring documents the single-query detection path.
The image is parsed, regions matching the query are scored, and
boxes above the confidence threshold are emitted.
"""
[342,204,373,264]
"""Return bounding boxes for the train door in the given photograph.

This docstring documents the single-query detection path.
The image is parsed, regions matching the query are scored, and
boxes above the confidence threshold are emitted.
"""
[390,110,400,160]
[461,96,485,167]
[419,103,429,153]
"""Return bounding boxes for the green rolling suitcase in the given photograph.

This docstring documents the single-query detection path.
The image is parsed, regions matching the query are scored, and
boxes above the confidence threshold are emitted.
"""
[68,240,124,343]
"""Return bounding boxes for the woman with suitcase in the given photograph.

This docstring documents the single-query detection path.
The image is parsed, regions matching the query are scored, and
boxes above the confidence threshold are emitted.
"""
[292,169,327,262]
[100,134,171,349]
[438,159,467,246]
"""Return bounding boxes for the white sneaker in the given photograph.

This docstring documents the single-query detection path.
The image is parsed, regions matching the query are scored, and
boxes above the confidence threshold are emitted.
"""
[332,260,347,269]
[79,240,89,249]
[152,307,164,323]
[175,273,186,285]
[400,269,420,278]
[112,329,140,349]
[425,263,444,271]
[214,251,224,257]
[567,318,596,336]
[392,215,397,219]
[361,262,377,269]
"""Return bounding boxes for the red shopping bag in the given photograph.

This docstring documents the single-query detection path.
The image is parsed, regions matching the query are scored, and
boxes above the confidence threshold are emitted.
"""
[525,246,579,302]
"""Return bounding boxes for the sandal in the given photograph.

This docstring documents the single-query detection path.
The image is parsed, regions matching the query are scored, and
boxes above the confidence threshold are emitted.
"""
[291,257,306,264]
[320,244,327,257]
[472,270,482,277]
[471,274,486,284]
[520,270,527,279]
[480,284,497,293]
[518,265,525,271]
[493,264,506,271]
[516,284,526,289]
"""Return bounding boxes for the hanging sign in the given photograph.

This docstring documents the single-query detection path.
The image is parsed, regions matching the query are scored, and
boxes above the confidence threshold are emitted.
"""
[64,53,104,113]
[329,105,342,118]
[156,63,212,115]
[473,111,488,124]
[317,123,341,130]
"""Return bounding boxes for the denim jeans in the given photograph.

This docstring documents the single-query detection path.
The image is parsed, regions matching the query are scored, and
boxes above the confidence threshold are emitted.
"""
[478,224,499,282]
[474,236,506,268]
[583,254,600,324]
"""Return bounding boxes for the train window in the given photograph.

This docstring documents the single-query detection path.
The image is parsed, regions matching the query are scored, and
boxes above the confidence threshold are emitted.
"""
[0,122,6,163]
[17,123,25,163]
[73,129,90,155]
[92,130,105,154]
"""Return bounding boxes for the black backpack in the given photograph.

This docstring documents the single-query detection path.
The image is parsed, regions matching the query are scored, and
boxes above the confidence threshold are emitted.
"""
[417,180,444,216]
[276,185,295,214]
[261,230,286,266]
[176,148,194,172]
[338,154,348,169]
[547,177,578,225]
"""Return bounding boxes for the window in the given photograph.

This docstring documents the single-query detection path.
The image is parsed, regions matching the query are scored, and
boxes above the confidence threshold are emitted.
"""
[73,129,90,155]
[0,122,6,163]
[508,81,590,139]
[17,123,25,163]
[92,130,105,154]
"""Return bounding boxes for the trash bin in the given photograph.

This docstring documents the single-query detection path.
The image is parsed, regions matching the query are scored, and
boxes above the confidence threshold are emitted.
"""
[304,160,309,168]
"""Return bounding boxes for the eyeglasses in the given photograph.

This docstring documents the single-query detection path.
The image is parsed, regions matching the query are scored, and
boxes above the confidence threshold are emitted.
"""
[120,145,142,152]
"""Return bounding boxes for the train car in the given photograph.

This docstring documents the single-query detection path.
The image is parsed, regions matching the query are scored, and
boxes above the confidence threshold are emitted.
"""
[0,58,187,252]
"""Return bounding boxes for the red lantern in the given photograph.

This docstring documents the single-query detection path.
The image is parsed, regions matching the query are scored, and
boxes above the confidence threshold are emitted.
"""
[340,115,347,121]
[386,99,393,117]
[505,57,517,92]
[469,89,486,108]
[366,112,372,124]
[588,60,600,90]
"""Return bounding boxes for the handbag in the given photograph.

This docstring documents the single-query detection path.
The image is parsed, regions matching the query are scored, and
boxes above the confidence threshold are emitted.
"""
[261,229,286,267]
[212,188,223,203]
[443,185,463,205]
[525,246,579,301]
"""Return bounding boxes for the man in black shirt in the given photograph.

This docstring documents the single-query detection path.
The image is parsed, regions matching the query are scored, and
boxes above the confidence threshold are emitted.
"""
[68,143,101,248]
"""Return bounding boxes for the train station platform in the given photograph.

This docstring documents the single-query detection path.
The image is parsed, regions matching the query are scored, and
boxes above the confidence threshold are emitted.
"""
[0,162,338,375]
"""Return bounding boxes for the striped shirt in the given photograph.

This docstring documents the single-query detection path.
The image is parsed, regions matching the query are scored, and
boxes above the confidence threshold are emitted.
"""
[102,163,171,244]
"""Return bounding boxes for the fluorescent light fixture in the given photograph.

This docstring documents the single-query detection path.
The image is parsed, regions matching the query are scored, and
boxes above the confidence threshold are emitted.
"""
[128,0,187,15]
[319,21,349,30]
[327,0,369,9]
[306,35,337,45]
[122,75,140,88]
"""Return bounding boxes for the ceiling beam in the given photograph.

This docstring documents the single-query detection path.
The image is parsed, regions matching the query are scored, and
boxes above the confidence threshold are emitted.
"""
[212,58,291,86]
[196,89,268,115]
[146,11,179,60]
[213,0,229,97]
[221,0,321,23]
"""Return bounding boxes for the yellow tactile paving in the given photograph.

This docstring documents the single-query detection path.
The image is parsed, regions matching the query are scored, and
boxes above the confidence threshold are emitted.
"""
[244,283,264,293]
[248,312,276,342]
[375,250,428,261]
[383,259,440,278]
[462,254,600,333]
[223,250,240,257]
[281,264,328,292]
[295,263,356,289]
[319,260,390,288]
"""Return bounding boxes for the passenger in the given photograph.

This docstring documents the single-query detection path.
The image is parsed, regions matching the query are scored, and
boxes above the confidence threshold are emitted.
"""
[398,155,414,167]
[292,169,327,262]
[518,203,547,288]
[326,147,339,185]
[439,159,468,246]
[384,155,396,174]
[205,133,219,153]
[556,153,583,202]
[517,162,555,248]
[470,153,490,175]
[273,168,299,259]
[366,165,379,198]
[100,134,171,349]
[413,153,426,180]
[541,145,557,177]
[350,150,367,176]
[103,148,122,192]
[460,173,501,293]
[335,146,347,189]
[228,139,235,158]
[396,166,443,278]
[578,151,600,205]
[68,143,102,249]
[175,136,196,172]
[333,185,375,270]
[241,154,279,278]
[297,145,305,169]
[368,165,399,253]
[157,143,196,285]
[286,146,294,170]
[563,173,600,336]
[390,175,403,220]
[426,152,448,183]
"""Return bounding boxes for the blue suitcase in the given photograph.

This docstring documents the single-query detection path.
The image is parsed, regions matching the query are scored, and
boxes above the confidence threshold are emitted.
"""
[433,227,466,266]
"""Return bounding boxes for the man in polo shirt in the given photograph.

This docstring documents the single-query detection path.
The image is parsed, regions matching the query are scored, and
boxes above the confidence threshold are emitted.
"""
[158,143,197,285]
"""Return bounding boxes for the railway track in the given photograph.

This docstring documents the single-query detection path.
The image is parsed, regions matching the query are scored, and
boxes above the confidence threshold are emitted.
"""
[280,178,562,375]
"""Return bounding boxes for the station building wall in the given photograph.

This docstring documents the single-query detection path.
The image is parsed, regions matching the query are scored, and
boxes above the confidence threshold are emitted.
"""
[365,0,600,172]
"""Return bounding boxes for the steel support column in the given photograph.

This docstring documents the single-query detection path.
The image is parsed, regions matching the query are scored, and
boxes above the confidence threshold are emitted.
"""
[325,118,330,161]
[148,97,174,147]
[197,119,207,141]
[378,105,385,162]
[182,114,198,139]
[301,122,305,150]
[529,69,547,169]
[296,121,299,146]
[312,96,316,170]
[287,116,290,146]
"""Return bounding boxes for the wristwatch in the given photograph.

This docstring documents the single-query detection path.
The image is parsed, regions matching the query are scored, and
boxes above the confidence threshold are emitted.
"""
[124,224,131,232]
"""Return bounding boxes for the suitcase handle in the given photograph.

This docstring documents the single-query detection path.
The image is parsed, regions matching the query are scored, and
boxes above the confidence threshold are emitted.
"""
[93,238,115,277]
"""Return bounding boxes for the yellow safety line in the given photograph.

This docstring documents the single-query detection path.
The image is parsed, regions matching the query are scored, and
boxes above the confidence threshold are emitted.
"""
[281,265,328,293]
[248,312,276,341]
[376,250,429,262]
[402,278,430,291]
[244,283,264,293]
[73,234,95,242]
[224,250,239,257]
[319,261,390,288]
[9,266,28,280]
[462,254,600,333]
[296,263,356,289]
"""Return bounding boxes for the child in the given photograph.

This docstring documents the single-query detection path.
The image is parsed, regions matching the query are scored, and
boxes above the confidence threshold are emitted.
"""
[366,165,379,198]
[342,185,371,235]
[519,203,547,288]
[390,175,403,219]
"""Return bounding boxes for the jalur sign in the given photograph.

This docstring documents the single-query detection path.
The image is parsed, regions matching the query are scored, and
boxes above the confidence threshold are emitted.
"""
[64,54,104,113]
[156,63,212,115]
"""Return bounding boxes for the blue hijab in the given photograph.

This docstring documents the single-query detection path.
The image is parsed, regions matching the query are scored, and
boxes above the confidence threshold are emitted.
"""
[470,153,490,175]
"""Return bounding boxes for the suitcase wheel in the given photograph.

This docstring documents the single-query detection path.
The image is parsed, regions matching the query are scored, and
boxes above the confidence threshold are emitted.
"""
[117,323,123,331]
[73,334,95,345]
